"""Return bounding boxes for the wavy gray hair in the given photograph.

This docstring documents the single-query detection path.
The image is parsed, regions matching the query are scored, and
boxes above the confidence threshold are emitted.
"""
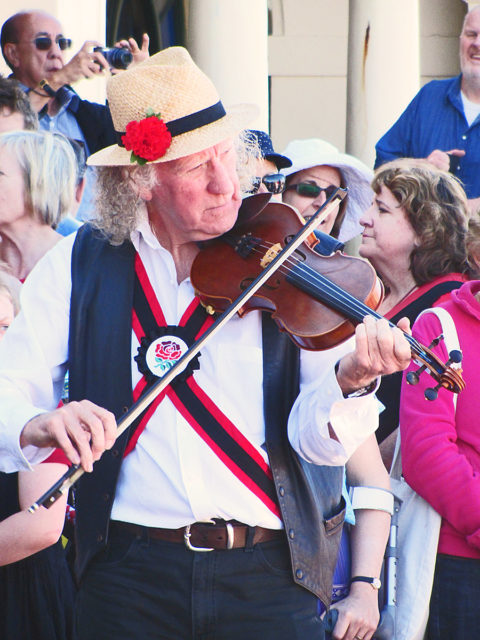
[92,131,260,245]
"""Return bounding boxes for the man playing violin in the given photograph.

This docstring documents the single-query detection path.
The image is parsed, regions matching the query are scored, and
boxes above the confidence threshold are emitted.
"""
[0,48,411,640]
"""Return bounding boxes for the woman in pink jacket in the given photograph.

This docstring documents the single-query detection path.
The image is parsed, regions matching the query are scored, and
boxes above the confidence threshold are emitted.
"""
[400,278,480,640]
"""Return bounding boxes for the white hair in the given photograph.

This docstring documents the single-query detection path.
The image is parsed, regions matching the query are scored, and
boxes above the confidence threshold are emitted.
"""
[92,130,260,245]
[462,5,480,31]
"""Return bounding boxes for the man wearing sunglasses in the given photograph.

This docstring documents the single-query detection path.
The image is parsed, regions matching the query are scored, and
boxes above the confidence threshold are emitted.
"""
[0,10,147,221]
[246,130,291,199]
[1,11,116,151]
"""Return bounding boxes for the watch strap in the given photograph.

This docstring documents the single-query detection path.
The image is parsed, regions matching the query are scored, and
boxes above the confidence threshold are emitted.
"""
[350,575,381,589]
[343,378,377,398]
[334,361,378,398]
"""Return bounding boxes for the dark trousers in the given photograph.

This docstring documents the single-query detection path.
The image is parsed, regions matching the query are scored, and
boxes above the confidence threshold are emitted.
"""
[75,524,325,640]
[427,553,480,640]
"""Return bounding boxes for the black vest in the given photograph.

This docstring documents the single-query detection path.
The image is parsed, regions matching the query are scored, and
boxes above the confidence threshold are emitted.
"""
[69,224,344,607]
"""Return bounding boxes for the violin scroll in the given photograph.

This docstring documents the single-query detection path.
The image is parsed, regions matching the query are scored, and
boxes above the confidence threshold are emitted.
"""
[406,333,465,401]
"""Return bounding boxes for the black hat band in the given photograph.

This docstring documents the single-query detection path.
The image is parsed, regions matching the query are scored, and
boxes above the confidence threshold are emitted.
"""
[115,100,227,147]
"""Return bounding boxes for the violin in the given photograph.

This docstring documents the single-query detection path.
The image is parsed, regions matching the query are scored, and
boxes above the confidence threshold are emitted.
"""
[191,193,465,398]
[192,196,382,351]
[29,190,464,512]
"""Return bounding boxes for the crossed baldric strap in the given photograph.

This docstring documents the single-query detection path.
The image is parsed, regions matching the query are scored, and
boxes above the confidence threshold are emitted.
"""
[128,253,281,518]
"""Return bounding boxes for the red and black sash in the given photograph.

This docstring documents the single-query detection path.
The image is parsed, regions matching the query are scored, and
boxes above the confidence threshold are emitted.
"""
[127,253,280,518]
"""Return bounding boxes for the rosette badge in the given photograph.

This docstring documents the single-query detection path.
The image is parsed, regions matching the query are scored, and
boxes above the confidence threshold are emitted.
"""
[121,108,172,165]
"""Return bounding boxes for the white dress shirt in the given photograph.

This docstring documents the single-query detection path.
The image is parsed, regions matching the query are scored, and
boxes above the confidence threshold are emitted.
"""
[0,214,379,528]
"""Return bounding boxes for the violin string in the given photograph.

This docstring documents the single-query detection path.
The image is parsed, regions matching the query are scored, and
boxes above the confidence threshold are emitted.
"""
[245,239,428,361]
[244,239,371,318]
[294,261,427,360]
[247,239,377,319]
[245,238,378,320]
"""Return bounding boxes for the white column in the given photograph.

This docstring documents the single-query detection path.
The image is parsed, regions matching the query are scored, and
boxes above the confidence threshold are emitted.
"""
[346,0,420,167]
[58,0,107,103]
[187,0,268,132]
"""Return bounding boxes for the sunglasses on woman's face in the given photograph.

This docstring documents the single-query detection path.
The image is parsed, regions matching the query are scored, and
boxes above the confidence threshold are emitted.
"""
[250,173,286,194]
[284,182,339,199]
[31,36,72,51]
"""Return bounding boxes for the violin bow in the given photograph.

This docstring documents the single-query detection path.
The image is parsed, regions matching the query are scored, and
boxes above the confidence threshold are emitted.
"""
[29,189,347,512]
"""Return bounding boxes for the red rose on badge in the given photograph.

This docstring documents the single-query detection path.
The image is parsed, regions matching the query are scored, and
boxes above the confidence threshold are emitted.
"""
[156,340,182,361]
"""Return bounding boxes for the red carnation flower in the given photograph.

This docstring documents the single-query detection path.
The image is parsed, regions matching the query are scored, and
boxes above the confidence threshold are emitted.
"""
[122,114,172,165]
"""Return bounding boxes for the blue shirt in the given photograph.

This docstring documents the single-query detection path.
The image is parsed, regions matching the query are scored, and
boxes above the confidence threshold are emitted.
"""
[56,216,82,236]
[375,75,480,198]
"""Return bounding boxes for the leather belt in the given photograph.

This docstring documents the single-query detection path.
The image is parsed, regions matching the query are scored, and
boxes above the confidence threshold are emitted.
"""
[110,520,284,551]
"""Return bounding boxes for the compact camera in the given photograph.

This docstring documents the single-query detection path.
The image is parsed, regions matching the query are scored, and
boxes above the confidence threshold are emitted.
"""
[93,46,133,70]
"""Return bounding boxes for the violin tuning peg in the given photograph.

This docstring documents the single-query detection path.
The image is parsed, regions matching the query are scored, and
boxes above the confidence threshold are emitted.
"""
[447,349,462,365]
[406,364,427,386]
[424,384,440,402]
[428,335,443,349]
[406,371,420,385]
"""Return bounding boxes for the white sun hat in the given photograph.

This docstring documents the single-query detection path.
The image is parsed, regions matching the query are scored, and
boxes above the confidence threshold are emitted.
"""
[281,138,374,242]
[88,46,258,166]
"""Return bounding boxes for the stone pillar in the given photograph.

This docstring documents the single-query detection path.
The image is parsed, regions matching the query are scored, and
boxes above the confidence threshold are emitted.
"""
[187,0,268,131]
[346,0,420,167]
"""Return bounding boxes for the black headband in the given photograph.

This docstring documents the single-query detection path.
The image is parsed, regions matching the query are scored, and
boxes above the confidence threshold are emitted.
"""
[115,100,226,147]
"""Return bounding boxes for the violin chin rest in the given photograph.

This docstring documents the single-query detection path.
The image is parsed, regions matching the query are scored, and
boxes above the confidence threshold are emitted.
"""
[237,193,272,224]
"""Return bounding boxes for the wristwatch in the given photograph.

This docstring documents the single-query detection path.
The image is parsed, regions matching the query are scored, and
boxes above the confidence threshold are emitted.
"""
[334,361,378,398]
[343,379,377,398]
[350,575,382,590]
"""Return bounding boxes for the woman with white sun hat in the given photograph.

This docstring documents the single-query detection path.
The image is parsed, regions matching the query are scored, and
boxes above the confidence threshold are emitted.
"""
[281,139,392,640]
[281,138,374,244]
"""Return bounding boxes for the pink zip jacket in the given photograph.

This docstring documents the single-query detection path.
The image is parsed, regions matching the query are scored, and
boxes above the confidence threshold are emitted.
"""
[400,280,480,559]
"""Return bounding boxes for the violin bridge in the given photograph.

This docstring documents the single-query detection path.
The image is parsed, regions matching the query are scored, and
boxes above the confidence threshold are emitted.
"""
[260,243,282,268]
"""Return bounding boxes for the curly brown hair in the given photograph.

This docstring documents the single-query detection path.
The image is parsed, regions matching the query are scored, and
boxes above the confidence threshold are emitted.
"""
[372,159,479,284]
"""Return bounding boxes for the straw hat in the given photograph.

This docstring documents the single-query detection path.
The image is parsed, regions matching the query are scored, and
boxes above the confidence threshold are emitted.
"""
[88,47,258,166]
[281,138,374,243]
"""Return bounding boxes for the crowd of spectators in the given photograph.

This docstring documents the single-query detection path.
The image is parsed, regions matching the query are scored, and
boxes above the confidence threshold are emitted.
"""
[0,5,479,640]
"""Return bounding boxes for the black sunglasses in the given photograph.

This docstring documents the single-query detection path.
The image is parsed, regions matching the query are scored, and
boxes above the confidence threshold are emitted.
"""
[32,36,72,51]
[284,182,339,199]
[250,173,286,195]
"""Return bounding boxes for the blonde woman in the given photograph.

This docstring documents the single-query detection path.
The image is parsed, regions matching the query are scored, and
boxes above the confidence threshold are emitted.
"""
[0,130,76,281]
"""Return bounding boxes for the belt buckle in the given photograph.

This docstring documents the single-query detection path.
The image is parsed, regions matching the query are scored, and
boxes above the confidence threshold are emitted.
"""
[183,523,214,552]
[183,521,235,552]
